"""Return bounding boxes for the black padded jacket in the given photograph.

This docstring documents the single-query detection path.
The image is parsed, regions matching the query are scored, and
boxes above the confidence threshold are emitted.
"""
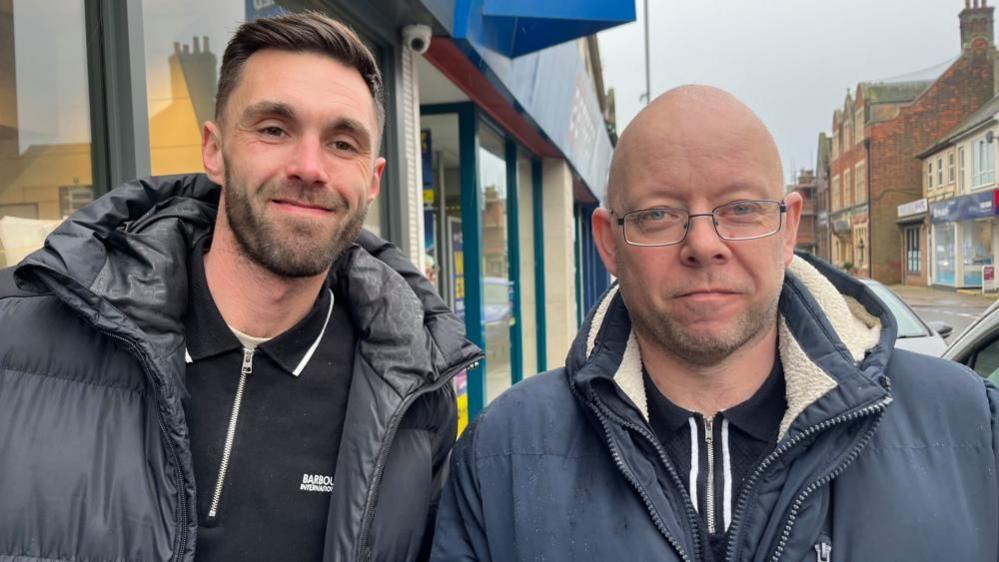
[0,174,482,562]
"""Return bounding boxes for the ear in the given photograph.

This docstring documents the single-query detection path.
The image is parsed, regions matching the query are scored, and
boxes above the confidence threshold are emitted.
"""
[368,156,386,203]
[593,207,619,277]
[781,191,803,267]
[202,121,225,184]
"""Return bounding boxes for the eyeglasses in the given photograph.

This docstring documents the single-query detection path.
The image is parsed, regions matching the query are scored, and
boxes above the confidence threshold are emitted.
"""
[615,200,787,247]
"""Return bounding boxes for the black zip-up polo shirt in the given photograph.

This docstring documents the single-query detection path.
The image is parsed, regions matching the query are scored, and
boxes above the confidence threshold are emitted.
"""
[182,240,356,561]
[644,359,786,562]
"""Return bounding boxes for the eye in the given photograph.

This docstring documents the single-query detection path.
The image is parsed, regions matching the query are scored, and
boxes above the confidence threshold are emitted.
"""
[332,140,356,152]
[726,201,762,215]
[259,126,286,138]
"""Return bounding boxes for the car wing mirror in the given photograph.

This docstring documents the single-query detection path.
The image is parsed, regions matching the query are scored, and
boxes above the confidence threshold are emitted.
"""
[926,321,953,338]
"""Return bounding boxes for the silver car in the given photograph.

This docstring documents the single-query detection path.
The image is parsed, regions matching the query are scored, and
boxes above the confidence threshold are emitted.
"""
[942,299,999,384]
[859,279,952,357]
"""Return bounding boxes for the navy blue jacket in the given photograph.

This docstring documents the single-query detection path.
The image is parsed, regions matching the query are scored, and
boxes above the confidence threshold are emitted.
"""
[432,255,999,561]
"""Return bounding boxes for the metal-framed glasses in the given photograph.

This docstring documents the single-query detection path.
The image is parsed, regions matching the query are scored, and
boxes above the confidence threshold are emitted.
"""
[615,200,787,247]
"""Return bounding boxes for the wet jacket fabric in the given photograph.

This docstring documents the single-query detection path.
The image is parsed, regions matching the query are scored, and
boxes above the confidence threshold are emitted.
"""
[0,174,482,562]
[432,255,999,561]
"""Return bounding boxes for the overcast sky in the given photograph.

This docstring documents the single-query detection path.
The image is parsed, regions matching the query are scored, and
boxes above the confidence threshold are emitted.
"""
[598,0,974,183]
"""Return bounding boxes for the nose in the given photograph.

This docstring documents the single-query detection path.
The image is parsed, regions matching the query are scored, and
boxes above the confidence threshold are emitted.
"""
[285,134,329,185]
[678,214,731,266]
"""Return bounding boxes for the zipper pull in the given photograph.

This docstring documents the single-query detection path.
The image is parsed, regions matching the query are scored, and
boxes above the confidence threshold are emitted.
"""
[814,541,831,562]
[241,348,254,375]
[704,415,714,444]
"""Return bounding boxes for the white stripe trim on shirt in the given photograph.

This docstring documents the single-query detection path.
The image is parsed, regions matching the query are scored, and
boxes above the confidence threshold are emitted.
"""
[688,416,699,513]
[292,288,335,376]
[721,417,733,530]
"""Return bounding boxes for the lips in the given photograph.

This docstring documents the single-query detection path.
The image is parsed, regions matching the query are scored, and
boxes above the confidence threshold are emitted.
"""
[676,288,739,298]
[270,198,341,218]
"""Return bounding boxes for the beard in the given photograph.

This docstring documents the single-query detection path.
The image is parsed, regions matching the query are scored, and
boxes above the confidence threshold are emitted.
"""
[621,268,783,367]
[223,164,369,278]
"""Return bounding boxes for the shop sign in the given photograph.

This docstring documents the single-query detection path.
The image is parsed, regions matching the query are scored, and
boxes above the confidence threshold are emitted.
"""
[984,266,997,294]
[245,0,285,20]
[851,213,868,225]
[930,190,997,223]
[447,217,465,320]
[421,129,434,206]
[817,211,828,226]
[897,198,928,218]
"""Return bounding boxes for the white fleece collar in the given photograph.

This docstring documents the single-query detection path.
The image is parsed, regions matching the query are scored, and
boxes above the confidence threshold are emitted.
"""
[586,256,882,439]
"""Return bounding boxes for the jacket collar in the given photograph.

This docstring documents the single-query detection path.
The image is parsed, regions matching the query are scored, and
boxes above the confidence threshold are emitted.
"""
[13,174,480,395]
[569,254,893,441]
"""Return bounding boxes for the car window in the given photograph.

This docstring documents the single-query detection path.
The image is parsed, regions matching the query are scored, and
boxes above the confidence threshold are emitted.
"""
[865,283,930,338]
[970,336,999,385]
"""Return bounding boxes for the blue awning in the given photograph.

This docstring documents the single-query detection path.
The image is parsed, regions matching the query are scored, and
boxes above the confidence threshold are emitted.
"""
[475,0,636,57]
[418,0,635,201]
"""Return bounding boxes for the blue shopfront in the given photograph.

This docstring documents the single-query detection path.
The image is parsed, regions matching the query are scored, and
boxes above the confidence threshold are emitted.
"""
[930,189,999,287]
[416,0,633,423]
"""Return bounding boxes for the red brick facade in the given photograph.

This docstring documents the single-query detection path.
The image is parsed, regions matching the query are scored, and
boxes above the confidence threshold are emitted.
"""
[868,41,994,283]
[823,2,997,283]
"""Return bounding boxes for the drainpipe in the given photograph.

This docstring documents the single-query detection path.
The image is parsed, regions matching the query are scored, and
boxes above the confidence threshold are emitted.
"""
[865,137,873,280]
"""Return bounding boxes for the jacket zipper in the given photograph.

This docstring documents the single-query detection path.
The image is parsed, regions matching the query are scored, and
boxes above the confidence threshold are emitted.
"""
[703,415,716,535]
[766,399,887,562]
[102,330,190,562]
[207,347,254,520]
[355,357,481,560]
[723,396,890,562]
[814,539,832,562]
[588,397,699,562]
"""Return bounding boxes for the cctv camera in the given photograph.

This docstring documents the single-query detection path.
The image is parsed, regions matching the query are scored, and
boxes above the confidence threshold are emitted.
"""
[402,24,432,54]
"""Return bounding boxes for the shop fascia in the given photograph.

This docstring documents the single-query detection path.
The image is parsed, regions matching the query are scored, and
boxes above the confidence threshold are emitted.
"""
[897,198,929,223]
[929,189,999,224]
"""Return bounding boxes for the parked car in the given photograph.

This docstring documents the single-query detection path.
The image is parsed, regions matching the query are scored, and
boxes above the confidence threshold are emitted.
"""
[942,299,999,384]
[859,279,952,357]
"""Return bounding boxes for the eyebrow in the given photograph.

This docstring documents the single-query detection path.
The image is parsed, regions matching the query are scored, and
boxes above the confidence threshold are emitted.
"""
[241,101,295,123]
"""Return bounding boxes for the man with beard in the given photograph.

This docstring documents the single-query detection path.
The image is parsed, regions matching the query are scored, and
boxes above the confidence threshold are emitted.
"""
[0,13,480,562]
[431,86,999,561]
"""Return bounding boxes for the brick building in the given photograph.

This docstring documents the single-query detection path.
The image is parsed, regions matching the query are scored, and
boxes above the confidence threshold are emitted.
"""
[788,169,817,255]
[821,0,997,283]
[916,93,999,288]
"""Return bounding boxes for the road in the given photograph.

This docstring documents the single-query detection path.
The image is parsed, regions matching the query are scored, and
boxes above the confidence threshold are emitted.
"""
[888,285,995,341]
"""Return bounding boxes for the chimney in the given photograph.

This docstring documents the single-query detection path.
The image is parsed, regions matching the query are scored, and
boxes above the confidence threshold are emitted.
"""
[960,0,995,50]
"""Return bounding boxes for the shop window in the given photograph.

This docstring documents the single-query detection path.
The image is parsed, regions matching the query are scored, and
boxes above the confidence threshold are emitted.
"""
[905,226,921,274]
[0,0,93,268]
[972,137,995,189]
[478,124,514,404]
[963,219,993,286]
[141,0,385,235]
[934,223,956,285]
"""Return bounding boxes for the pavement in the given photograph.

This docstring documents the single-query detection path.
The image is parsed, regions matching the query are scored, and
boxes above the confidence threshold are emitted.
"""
[887,284,996,341]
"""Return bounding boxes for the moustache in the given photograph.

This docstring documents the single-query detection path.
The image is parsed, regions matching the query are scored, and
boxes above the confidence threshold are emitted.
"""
[262,181,349,212]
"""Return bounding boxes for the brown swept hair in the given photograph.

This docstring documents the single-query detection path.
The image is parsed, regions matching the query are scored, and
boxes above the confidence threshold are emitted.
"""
[215,12,385,133]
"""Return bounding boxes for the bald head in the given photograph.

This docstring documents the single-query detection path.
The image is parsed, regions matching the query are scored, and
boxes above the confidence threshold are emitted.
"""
[607,85,784,210]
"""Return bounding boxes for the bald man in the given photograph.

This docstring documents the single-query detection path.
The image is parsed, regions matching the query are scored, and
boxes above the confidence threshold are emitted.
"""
[431,87,999,562]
